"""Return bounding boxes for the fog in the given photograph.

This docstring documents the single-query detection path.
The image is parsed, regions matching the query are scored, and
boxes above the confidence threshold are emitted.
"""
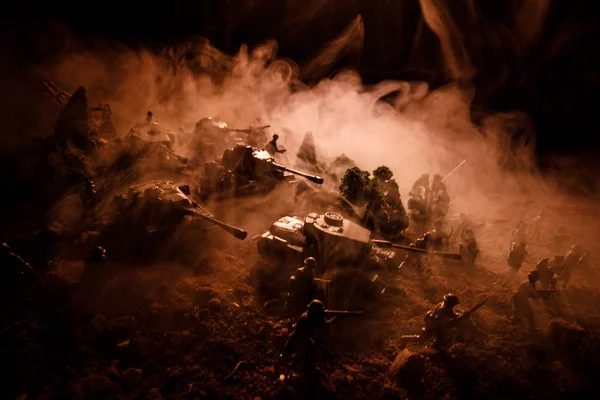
[15,1,575,237]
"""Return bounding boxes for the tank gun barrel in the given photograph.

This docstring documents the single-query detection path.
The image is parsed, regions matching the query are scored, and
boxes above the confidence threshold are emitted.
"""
[187,208,248,240]
[229,125,271,133]
[159,144,189,164]
[371,239,461,260]
[272,162,324,184]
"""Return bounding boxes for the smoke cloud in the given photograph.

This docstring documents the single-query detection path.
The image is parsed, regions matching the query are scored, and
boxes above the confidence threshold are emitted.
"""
[13,4,575,236]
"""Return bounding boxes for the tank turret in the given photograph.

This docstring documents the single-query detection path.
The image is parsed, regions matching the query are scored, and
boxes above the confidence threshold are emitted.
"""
[256,211,460,270]
[201,145,323,199]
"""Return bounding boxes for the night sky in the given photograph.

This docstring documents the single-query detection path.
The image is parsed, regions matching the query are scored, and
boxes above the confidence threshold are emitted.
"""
[2,0,599,162]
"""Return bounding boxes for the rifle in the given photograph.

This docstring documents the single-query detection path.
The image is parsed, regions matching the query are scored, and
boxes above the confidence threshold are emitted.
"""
[442,159,467,183]
[447,296,489,328]
[229,125,271,134]
[324,310,364,317]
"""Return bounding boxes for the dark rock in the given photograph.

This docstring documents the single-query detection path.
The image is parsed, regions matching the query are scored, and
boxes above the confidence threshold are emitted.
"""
[388,348,425,380]
[208,298,222,314]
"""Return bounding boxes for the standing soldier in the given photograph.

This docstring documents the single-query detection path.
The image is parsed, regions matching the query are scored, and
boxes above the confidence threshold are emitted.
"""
[529,211,544,243]
[421,293,462,349]
[512,222,528,245]
[557,245,587,288]
[423,219,453,252]
[535,258,556,290]
[278,299,336,369]
[550,226,569,254]
[511,270,542,331]
[507,242,528,273]
[265,134,286,156]
[459,227,479,267]
[285,257,318,311]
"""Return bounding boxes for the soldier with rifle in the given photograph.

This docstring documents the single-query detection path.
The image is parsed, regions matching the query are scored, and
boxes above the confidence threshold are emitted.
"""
[535,258,556,290]
[401,294,489,350]
[423,219,453,252]
[556,245,587,288]
[507,241,528,273]
[459,227,479,268]
[277,299,362,370]
[511,270,542,331]
[285,257,323,311]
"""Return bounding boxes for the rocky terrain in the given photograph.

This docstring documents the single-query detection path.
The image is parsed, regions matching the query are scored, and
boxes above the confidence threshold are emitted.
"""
[3,182,600,400]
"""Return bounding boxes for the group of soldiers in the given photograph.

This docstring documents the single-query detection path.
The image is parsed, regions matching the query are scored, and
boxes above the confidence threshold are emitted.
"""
[275,206,591,374]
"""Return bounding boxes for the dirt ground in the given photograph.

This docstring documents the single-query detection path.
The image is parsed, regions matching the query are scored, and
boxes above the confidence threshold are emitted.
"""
[3,183,600,400]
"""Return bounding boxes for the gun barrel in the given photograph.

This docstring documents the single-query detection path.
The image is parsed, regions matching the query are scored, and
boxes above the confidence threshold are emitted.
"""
[272,162,324,184]
[160,144,188,164]
[230,125,271,133]
[324,310,363,316]
[372,239,461,260]
[190,209,248,240]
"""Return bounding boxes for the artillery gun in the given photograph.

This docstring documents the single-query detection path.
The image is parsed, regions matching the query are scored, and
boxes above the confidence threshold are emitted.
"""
[256,211,460,271]
[200,145,323,200]
[102,180,247,261]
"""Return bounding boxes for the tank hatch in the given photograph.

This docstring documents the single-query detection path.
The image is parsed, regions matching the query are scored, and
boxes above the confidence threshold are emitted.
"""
[307,212,371,244]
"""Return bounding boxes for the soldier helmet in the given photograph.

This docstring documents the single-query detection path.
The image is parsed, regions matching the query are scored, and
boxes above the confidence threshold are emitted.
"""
[303,257,317,270]
[536,258,550,270]
[443,293,460,307]
[307,299,325,319]
[528,270,540,282]
[147,111,153,118]
[571,245,583,255]
[91,246,106,258]
[273,134,279,140]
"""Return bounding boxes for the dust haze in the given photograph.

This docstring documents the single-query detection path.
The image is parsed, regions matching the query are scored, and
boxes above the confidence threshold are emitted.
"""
[29,12,562,236]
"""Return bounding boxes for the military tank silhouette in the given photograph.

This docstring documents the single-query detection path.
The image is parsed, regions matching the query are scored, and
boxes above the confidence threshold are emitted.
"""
[255,212,460,306]
[200,144,324,200]
[100,180,247,261]
[192,117,271,160]
[256,211,460,271]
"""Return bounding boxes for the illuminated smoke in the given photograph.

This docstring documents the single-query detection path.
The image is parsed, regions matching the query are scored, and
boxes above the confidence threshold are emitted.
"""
[22,3,570,227]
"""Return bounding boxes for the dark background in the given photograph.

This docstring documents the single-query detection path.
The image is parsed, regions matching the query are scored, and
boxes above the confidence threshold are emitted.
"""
[2,0,599,162]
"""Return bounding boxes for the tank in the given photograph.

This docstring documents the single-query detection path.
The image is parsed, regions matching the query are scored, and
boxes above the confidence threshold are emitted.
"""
[111,180,247,241]
[128,120,175,148]
[192,118,271,161]
[200,145,324,200]
[256,211,461,270]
